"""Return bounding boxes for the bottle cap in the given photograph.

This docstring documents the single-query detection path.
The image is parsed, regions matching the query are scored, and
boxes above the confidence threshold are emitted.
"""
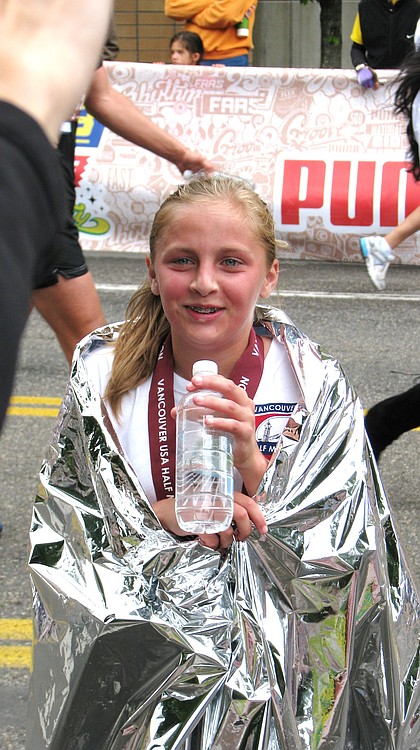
[192,360,218,376]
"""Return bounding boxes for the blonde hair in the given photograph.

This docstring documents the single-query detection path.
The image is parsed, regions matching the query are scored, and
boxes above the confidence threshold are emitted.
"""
[105,175,278,416]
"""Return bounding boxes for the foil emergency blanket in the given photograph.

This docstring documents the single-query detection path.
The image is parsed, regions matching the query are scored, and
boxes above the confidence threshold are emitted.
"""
[27,307,420,750]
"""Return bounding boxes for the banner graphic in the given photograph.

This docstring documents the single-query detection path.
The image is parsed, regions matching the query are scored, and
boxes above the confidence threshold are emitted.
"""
[75,63,420,265]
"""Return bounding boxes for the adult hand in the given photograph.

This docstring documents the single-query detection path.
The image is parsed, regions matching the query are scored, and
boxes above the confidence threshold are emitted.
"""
[174,147,216,176]
[357,66,379,90]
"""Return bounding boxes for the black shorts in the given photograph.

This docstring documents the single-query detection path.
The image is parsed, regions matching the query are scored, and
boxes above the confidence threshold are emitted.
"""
[33,121,88,290]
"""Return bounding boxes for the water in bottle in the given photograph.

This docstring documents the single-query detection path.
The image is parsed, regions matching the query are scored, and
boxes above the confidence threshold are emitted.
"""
[175,360,234,534]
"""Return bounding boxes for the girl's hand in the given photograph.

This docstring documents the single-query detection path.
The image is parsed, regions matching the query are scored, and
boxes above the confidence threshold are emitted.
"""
[154,492,267,552]
[181,373,269,496]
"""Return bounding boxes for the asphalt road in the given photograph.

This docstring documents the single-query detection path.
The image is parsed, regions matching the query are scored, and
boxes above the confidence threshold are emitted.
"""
[0,253,419,749]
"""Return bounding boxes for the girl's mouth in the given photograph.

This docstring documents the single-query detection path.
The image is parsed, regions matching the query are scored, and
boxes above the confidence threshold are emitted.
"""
[187,305,220,314]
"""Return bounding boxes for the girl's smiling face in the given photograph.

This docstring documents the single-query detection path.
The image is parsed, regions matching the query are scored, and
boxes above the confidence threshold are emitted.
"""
[147,200,278,377]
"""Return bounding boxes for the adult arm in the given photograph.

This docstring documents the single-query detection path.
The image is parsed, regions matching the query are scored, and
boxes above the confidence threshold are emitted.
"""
[351,42,379,89]
[194,0,254,29]
[350,41,368,69]
[349,11,379,89]
[165,0,251,27]
[85,65,214,175]
[0,0,113,144]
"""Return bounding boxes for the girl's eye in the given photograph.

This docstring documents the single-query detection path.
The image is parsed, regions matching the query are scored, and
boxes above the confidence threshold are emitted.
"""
[222,258,241,267]
[173,257,193,265]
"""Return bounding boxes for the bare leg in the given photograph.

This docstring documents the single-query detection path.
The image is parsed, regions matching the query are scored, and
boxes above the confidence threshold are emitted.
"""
[384,205,420,249]
[360,204,420,290]
[32,273,106,365]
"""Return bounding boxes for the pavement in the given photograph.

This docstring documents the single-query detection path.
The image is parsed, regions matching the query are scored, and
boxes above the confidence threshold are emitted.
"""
[0,252,419,749]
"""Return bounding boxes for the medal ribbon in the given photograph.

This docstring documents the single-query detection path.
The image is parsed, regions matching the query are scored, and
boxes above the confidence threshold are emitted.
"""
[148,328,265,501]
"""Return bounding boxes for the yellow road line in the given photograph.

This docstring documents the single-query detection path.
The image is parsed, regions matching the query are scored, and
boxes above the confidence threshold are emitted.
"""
[0,646,31,669]
[0,619,32,639]
[7,396,62,417]
[7,406,59,417]
[0,619,32,670]
[5,400,420,433]
[9,396,62,405]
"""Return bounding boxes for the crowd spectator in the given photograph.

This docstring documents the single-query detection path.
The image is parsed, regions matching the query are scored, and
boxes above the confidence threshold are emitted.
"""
[165,1,258,66]
[170,31,204,64]
[350,0,420,89]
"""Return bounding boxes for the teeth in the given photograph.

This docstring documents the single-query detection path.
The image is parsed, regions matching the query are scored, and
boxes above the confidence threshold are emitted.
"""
[190,306,218,313]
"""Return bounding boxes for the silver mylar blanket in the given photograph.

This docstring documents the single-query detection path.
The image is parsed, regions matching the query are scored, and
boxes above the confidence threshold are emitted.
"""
[26,306,420,750]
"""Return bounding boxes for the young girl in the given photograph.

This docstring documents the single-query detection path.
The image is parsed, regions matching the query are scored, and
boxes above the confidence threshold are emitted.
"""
[169,31,204,65]
[84,175,301,550]
[27,176,420,749]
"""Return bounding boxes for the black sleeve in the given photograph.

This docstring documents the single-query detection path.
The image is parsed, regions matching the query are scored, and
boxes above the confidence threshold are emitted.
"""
[0,102,64,431]
[351,42,367,69]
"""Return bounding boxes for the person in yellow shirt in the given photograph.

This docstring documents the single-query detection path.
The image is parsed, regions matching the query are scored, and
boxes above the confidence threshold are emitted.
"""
[350,0,420,88]
[165,1,258,66]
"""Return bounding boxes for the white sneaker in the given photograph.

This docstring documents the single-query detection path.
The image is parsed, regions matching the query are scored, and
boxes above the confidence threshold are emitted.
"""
[359,236,395,291]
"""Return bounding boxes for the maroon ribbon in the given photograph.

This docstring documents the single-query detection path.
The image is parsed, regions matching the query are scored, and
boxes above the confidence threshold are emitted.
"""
[148,328,264,500]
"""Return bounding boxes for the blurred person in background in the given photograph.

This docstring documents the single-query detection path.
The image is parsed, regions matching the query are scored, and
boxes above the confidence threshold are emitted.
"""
[170,31,204,64]
[359,46,420,288]
[165,0,258,66]
[350,0,420,90]
[361,47,420,457]
[365,382,420,459]
[0,0,113,434]
[31,21,215,365]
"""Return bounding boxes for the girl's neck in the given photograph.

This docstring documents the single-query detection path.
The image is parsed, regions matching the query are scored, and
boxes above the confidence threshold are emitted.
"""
[171,333,271,381]
[172,349,241,380]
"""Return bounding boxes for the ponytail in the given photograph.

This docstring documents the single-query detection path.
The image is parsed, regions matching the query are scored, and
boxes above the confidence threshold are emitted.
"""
[105,281,169,418]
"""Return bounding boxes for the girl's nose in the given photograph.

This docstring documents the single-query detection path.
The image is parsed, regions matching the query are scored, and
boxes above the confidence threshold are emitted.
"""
[190,266,218,295]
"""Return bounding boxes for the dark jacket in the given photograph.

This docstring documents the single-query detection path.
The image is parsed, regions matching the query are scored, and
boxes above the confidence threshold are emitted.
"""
[354,0,420,69]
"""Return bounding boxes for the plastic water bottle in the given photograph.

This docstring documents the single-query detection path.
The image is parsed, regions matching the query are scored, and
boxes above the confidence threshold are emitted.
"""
[175,360,234,534]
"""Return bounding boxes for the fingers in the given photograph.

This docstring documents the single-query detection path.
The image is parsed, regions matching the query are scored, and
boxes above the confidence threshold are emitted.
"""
[191,374,255,427]
[232,492,267,539]
[198,532,230,550]
[178,151,216,175]
[190,372,249,402]
[200,493,267,551]
[153,496,192,538]
[187,372,267,495]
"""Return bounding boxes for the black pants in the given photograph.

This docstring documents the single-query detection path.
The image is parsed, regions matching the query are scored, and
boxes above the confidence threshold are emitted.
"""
[33,121,88,289]
[0,102,63,432]
[365,383,420,459]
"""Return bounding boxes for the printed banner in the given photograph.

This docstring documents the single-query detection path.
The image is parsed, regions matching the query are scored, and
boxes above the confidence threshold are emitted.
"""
[75,62,420,264]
